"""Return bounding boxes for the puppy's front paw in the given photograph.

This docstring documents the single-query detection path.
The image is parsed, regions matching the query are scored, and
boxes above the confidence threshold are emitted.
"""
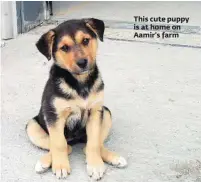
[87,163,106,181]
[86,157,106,181]
[52,154,71,179]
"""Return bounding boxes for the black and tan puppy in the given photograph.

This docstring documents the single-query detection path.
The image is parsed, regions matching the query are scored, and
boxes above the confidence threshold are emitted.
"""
[26,18,127,180]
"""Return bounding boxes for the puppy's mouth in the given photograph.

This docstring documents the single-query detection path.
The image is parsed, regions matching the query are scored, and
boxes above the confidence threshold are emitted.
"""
[72,64,95,75]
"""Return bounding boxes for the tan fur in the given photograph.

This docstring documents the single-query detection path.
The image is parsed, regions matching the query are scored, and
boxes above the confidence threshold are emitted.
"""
[53,92,104,113]
[58,35,74,48]
[55,49,75,72]
[75,31,91,44]
[89,38,98,62]
[37,144,72,169]
[56,35,76,71]
[48,108,72,174]
[46,30,55,56]
[99,109,120,164]
[26,119,50,150]
[86,105,104,167]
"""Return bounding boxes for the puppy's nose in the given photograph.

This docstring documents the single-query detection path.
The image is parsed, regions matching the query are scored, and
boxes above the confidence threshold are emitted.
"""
[77,59,88,69]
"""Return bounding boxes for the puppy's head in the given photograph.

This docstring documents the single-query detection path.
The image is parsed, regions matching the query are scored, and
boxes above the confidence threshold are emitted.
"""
[36,18,105,75]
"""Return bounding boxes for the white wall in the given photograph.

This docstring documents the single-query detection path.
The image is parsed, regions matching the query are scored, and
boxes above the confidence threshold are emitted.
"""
[1,1,17,39]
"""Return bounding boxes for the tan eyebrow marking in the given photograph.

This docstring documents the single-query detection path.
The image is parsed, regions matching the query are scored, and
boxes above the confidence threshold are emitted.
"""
[75,31,91,44]
[58,35,74,48]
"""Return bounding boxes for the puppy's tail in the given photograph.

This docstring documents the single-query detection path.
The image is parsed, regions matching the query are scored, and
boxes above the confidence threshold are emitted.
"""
[26,117,50,150]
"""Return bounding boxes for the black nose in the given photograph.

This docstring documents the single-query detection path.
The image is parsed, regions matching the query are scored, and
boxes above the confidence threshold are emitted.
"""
[77,59,88,69]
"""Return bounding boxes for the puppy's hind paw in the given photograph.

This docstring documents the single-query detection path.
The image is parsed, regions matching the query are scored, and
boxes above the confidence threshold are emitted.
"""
[110,156,127,168]
[87,163,106,181]
[35,152,52,173]
[35,160,50,173]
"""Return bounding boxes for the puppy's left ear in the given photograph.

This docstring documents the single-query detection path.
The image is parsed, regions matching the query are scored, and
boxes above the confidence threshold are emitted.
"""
[84,18,105,42]
[36,30,55,60]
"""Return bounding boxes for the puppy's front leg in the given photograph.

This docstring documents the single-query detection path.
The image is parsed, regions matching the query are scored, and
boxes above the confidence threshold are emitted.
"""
[86,106,106,180]
[48,108,71,179]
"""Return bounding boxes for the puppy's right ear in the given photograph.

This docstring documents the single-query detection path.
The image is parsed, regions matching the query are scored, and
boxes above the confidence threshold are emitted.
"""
[36,30,55,60]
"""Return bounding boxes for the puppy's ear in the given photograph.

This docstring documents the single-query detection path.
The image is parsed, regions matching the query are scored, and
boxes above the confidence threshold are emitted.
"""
[84,18,105,42]
[36,30,55,60]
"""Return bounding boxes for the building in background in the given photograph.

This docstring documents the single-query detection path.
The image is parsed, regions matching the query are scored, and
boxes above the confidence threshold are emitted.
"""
[1,1,52,40]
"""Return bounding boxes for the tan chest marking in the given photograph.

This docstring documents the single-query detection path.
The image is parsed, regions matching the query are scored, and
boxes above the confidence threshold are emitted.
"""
[57,77,104,110]
[53,91,104,114]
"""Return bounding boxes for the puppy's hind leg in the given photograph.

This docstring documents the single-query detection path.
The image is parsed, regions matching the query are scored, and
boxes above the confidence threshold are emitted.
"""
[26,117,52,173]
[100,106,127,168]
[26,117,50,150]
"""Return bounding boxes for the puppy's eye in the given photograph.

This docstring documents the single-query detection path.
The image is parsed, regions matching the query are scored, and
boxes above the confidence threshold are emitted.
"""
[82,38,90,46]
[61,45,70,52]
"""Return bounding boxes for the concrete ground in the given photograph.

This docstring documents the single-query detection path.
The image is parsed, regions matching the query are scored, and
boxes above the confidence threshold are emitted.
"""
[1,2,201,182]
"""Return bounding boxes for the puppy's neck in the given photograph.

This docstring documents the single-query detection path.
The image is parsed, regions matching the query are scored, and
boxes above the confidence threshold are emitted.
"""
[51,64,99,98]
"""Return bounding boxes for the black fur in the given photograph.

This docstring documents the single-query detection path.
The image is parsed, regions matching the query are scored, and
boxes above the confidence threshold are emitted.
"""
[84,18,105,41]
[36,30,55,60]
[64,123,87,145]
[103,106,112,117]
[96,81,104,92]
[34,113,49,134]
[100,107,104,122]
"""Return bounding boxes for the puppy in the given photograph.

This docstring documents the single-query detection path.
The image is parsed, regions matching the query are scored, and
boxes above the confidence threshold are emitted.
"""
[26,18,127,180]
